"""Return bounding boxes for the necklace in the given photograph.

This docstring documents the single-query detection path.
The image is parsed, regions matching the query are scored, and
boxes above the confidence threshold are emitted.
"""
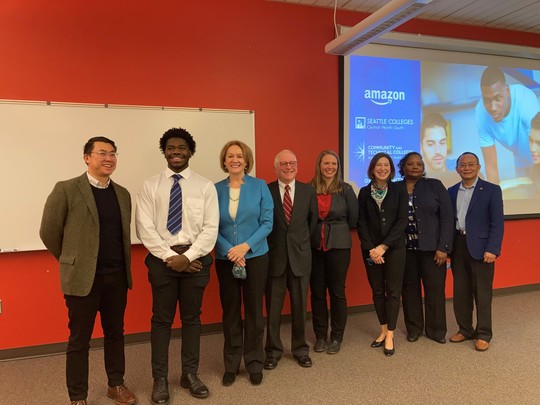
[229,187,240,202]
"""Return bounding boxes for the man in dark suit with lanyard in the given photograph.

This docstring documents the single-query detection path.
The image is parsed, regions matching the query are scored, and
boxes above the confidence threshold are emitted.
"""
[448,152,504,352]
[264,149,318,369]
[40,136,136,405]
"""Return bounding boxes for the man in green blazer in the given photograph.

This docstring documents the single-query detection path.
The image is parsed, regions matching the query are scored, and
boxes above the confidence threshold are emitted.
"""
[40,136,136,405]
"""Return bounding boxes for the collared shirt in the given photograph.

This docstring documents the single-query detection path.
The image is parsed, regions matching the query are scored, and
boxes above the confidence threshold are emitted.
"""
[135,167,219,262]
[456,177,479,232]
[86,172,110,189]
[278,179,295,205]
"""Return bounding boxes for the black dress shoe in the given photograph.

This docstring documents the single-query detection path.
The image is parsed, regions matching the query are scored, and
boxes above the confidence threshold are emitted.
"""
[222,372,236,387]
[370,339,384,348]
[407,333,421,342]
[151,377,169,405]
[263,357,278,370]
[296,355,313,368]
[180,373,210,399]
[427,335,446,344]
[313,338,327,353]
[384,346,395,356]
[384,338,395,356]
[249,372,263,385]
[326,340,341,354]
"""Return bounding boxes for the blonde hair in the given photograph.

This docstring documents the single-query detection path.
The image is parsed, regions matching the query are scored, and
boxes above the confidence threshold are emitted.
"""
[219,140,254,174]
[311,150,343,194]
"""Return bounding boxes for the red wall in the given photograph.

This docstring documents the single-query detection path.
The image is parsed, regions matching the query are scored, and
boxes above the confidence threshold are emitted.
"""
[1,0,539,350]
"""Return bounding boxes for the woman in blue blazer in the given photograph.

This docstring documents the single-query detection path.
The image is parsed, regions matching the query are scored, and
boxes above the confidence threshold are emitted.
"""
[357,152,408,356]
[397,152,454,344]
[214,140,273,387]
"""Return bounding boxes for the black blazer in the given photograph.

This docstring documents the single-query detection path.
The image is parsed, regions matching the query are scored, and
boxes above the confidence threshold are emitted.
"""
[267,180,318,277]
[311,182,358,250]
[357,180,408,252]
[396,177,454,253]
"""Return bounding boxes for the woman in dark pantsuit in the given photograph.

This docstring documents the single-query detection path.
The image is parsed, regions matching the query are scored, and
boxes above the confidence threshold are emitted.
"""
[357,152,408,356]
[397,152,453,344]
[310,150,358,355]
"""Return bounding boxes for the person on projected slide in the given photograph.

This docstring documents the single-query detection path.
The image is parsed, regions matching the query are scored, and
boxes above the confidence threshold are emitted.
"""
[476,66,540,184]
[529,112,540,194]
[420,112,459,187]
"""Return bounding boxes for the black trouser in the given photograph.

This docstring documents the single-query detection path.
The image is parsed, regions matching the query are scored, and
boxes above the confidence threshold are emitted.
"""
[265,261,310,359]
[64,271,128,401]
[402,250,447,340]
[146,253,211,378]
[451,235,494,342]
[365,248,406,331]
[215,254,268,374]
[310,248,350,342]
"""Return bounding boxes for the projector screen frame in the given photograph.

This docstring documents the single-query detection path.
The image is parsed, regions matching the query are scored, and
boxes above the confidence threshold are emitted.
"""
[339,32,540,220]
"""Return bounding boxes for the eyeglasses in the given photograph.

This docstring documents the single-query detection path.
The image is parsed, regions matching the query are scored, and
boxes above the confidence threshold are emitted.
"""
[91,151,118,159]
[279,161,297,168]
[458,162,478,169]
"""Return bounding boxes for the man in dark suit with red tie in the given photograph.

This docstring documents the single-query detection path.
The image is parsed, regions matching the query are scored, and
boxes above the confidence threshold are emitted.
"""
[264,150,318,369]
[448,152,504,352]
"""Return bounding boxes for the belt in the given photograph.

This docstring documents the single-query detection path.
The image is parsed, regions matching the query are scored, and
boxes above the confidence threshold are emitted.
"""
[457,230,466,236]
[170,244,191,255]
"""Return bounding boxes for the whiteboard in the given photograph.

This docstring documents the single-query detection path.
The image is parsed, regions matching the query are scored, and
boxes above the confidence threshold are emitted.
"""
[0,101,255,251]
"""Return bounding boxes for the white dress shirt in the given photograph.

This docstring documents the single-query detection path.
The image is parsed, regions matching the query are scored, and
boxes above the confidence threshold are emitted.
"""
[278,179,295,205]
[135,167,219,262]
[86,172,110,189]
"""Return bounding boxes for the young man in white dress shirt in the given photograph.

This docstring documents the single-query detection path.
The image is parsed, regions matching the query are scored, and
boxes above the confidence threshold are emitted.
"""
[136,128,219,404]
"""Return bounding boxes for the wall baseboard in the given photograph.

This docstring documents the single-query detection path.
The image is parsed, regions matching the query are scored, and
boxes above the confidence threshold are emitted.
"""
[2,282,538,362]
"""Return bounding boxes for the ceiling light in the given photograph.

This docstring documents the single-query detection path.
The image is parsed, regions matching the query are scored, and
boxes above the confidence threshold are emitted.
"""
[325,0,434,56]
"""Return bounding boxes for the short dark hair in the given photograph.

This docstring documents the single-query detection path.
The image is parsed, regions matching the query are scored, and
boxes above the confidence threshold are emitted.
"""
[159,127,196,155]
[456,151,480,167]
[83,136,117,155]
[480,66,506,88]
[421,112,448,142]
[398,151,425,177]
[531,112,540,131]
[367,152,396,181]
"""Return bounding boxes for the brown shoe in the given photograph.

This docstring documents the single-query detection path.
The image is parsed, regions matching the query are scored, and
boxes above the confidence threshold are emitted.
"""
[475,339,490,351]
[71,401,87,405]
[449,332,469,343]
[107,384,137,405]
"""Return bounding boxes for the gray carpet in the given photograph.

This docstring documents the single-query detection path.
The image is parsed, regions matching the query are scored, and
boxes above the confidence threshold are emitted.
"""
[1,290,539,405]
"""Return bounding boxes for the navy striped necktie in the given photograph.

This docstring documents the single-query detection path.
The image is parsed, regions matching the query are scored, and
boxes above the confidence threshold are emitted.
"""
[167,173,183,234]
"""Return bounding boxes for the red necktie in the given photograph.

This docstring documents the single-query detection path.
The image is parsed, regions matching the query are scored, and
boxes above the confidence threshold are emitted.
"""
[283,185,292,224]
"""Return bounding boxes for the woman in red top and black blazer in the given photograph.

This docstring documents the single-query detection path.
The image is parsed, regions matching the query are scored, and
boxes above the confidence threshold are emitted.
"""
[310,150,358,355]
